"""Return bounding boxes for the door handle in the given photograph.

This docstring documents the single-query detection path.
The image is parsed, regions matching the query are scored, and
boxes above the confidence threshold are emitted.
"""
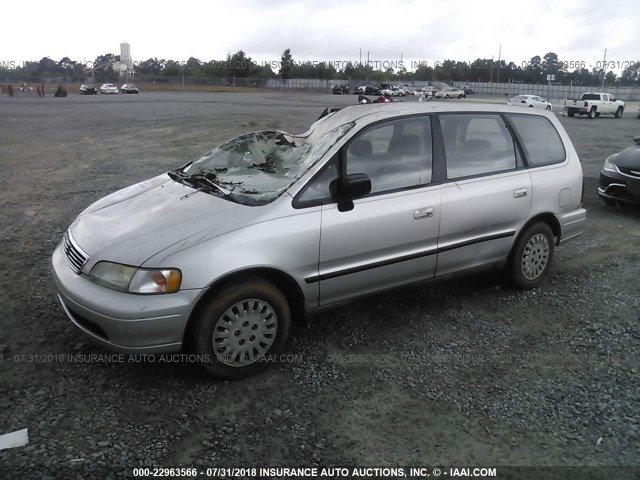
[413,207,434,219]
[513,188,528,198]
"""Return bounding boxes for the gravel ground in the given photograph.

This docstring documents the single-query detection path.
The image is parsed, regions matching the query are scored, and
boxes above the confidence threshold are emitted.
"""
[0,92,639,478]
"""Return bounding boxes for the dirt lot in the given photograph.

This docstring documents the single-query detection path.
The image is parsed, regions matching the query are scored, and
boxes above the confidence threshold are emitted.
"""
[0,92,639,478]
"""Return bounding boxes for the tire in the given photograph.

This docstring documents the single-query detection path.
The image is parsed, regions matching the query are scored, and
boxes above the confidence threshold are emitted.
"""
[614,107,623,119]
[189,278,291,379]
[529,105,534,108]
[588,107,597,119]
[505,222,554,289]
[458,94,462,99]
[445,94,449,99]
[567,110,575,117]
[546,105,551,111]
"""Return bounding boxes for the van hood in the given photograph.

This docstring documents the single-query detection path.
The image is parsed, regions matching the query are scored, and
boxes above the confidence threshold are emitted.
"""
[70,174,263,268]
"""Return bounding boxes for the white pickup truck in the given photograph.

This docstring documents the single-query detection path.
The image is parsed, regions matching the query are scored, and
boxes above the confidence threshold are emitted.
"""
[564,92,625,119]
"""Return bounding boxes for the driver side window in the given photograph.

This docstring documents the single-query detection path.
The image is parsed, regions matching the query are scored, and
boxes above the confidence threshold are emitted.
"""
[295,157,338,205]
[346,116,433,194]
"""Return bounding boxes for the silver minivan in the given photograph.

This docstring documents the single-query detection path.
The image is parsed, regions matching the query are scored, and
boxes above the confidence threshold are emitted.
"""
[52,103,586,378]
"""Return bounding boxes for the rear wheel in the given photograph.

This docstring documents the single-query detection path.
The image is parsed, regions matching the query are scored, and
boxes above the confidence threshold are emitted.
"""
[567,110,575,117]
[588,107,597,119]
[189,278,291,379]
[445,94,449,99]
[506,223,554,289]
[614,107,623,118]
[529,105,534,108]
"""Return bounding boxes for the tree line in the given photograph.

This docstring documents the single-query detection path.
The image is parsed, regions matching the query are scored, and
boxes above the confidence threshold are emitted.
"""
[2,49,639,86]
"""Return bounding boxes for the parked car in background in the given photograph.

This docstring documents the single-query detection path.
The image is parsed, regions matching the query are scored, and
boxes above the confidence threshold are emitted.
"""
[420,86,436,96]
[508,95,552,111]
[399,84,415,95]
[80,84,97,95]
[120,83,139,94]
[380,86,405,97]
[354,85,382,96]
[332,84,349,95]
[52,103,585,379]
[598,135,640,206]
[435,88,466,99]
[459,85,475,95]
[563,92,624,119]
[100,83,118,94]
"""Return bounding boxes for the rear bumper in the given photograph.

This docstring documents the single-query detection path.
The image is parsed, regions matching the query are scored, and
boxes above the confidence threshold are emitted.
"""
[555,208,587,243]
[564,106,588,114]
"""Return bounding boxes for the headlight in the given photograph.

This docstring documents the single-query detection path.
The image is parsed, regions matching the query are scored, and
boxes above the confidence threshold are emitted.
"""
[603,156,618,173]
[89,262,181,294]
[89,262,136,292]
[129,269,181,294]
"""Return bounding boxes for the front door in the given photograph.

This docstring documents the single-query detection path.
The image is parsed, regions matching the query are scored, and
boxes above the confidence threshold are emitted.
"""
[314,115,442,305]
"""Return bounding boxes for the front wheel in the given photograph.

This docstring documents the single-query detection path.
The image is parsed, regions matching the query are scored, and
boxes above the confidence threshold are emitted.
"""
[189,278,292,379]
[546,105,551,111]
[505,223,554,289]
[614,107,623,118]
[445,94,449,99]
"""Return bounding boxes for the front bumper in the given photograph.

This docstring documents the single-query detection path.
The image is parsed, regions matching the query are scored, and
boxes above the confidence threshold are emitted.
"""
[598,169,640,205]
[52,243,203,353]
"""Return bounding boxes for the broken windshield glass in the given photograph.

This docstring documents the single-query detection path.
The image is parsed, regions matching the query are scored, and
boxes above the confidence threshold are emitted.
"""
[183,122,354,204]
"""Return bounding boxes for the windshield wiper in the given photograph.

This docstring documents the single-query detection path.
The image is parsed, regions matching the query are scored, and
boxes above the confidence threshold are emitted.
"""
[187,172,231,196]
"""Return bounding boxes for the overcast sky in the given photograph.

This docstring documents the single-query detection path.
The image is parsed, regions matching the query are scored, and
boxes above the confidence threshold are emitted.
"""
[2,0,638,71]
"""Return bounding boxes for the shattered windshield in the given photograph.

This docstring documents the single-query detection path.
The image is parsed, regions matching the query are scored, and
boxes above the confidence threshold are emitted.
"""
[183,122,354,204]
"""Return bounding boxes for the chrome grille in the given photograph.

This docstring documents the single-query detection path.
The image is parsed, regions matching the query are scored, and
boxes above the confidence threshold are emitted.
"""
[62,231,88,274]
[617,166,640,179]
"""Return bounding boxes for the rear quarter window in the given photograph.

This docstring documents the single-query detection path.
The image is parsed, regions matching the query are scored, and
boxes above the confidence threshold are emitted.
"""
[507,114,566,167]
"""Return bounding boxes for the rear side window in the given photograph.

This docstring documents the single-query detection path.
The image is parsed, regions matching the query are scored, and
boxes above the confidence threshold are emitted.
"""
[582,93,600,100]
[439,114,517,179]
[507,114,566,167]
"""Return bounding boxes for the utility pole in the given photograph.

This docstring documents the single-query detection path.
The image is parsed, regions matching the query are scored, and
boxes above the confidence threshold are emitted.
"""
[366,51,370,83]
[601,48,608,88]
[496,44,501,83]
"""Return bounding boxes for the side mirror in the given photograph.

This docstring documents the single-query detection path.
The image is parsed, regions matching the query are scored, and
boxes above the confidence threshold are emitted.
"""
[330,173,372,212]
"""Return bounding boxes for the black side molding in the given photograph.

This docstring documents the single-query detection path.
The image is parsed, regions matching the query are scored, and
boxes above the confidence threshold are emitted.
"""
[305,231,515,284]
